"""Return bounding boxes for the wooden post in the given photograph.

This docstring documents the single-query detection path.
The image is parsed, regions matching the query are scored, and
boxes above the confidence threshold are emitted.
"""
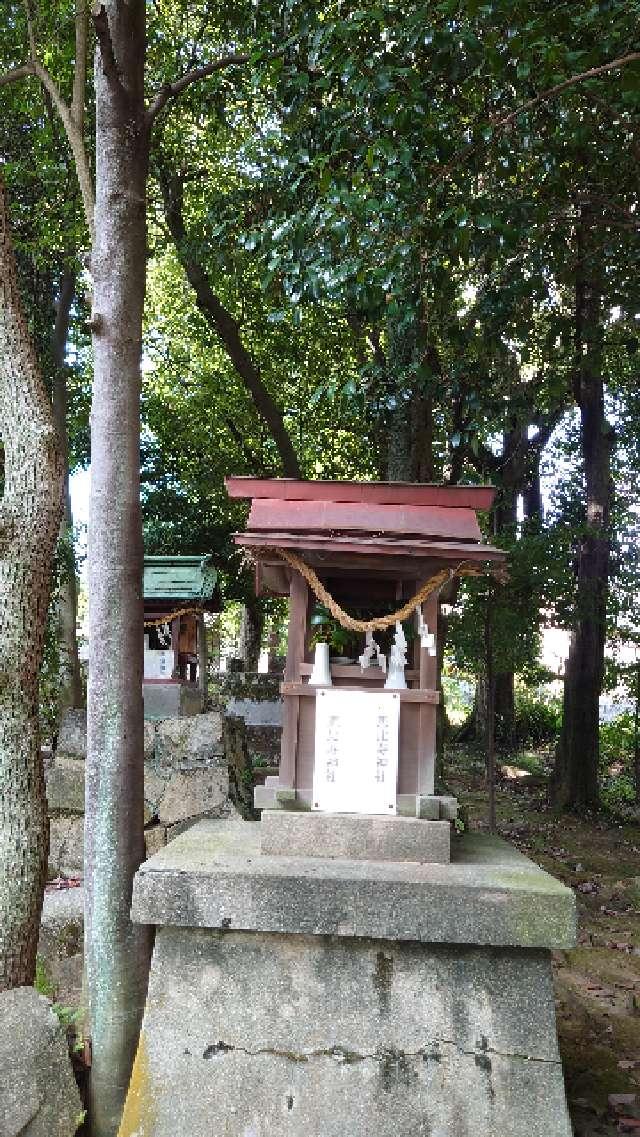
[486,586,497,833]
[417,591,439,796]
[279,571,309,789]
[198,612,208,700]
[170,618,180,679]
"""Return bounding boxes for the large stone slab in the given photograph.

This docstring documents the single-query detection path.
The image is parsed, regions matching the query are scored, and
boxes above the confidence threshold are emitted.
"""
[119,926,572,1137]
[260,810,450,863]
[56,709,87,759]
[132,820,576,950]
[158,768,229,827]
[0,986,83,1137]
[45,758,85,814]
[153,711,224,772]
[49,816,84,875]
[143,682,204,721]
[38,889,84,1009]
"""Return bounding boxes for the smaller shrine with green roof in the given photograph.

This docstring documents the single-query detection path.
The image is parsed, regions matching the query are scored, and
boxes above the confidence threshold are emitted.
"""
[143,555,220,719]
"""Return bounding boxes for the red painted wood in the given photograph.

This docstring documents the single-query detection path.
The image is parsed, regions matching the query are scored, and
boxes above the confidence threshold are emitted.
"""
[236,532,505,562]
[226,476,496,511]
[247,498,481,541]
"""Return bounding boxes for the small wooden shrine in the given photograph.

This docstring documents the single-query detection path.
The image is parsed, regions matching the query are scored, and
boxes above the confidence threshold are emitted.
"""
[143,555,220,718]
[227,477,506,818]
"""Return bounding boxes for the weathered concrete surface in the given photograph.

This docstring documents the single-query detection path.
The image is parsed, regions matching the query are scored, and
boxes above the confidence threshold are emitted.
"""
[45,757,85,814]
[261,810,451,863]
[0,986,83,1137]
[132,820,576,950]
[49,816,84,875]
[119,927,572,1137]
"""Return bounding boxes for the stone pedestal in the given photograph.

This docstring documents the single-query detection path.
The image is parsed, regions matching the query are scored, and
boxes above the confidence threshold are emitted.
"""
[119,819,576,1137]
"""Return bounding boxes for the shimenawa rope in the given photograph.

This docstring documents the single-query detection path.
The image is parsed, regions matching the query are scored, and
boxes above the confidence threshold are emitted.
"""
[268,547,501,633]
[143,606,201,628]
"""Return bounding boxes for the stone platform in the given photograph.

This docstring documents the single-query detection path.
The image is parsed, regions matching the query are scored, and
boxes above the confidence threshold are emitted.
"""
[119,819,576,1137]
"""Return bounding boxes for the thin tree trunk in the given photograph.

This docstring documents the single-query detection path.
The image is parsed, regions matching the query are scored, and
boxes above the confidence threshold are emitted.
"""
[0,175,63,988]
[239,597,264,672]
[552,211,611,811]
[86,6,151,1133]
[51,265,83,715]
[494,672,515,747]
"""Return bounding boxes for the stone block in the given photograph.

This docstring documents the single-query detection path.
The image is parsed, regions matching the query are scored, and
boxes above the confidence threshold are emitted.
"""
[145,825,167,858]
[38,889,84,1011]
[223,715,256,820]
[56,709,86,759]
[38,888,83,963]
[144,721,156,760]
[143,683,204,721]
[144,765,167,821]
[0,986,83,1137]
[260,810,451,863]
[49,817,84,875]
[158,768,229,827]
[45,758,85,814]
[132,821,576,950]
[154,712,224,772]
[226,697,282,727]
[439,794,459,820]
[246,724,282,766]
[120,926,572,1137]
[416,795,441,820]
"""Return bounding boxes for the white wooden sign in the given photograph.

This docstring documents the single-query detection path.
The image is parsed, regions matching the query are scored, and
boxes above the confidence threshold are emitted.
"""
[312,689,400,815]
[143,649,173,680]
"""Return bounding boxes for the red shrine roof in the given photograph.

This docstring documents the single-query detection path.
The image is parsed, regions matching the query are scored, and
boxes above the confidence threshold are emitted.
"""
[226,478,505,576]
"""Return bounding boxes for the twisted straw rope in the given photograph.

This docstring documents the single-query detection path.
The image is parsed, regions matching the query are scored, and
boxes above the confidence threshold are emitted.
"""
[270,547,497,633]
[143,606,201,628]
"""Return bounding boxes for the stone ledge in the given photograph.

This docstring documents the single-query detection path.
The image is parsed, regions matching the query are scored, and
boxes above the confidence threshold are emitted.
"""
[131,819,576,950]
[260,810,451,863]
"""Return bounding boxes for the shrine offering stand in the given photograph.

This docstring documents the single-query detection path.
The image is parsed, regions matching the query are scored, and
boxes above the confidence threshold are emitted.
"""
[117,817,575,1137]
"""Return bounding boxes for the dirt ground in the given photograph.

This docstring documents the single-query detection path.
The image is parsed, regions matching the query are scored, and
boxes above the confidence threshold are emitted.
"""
[448,746,640,1137]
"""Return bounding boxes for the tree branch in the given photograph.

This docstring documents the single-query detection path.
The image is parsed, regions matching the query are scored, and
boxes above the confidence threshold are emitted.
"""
[428,50,640,192]
[0,6,94,239]
[157,161,301,478]
[492,52,640,134]
[71,0,88,127]
[0,63,35,87]
[92,2,127,102]
[146,53,250,128]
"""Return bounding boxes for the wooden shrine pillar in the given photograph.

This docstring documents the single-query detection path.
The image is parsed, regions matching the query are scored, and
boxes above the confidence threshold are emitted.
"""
[417,589,440,796]
[279,570,309,790]
[198,612,208,698]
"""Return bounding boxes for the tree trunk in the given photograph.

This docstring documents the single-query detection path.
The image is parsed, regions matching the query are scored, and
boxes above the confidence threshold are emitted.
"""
[158,169,301,478]
[552,212,611,811]
[85,6,151,1134]
[0,176,63,989]
[494,671,515,748]
[51,266,84,716]
[239,597,264,672]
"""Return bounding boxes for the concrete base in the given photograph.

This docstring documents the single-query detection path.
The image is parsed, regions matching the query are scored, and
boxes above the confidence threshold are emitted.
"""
[143,681,203,721]
[120,820,576,1137]
[260,809,451,863]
